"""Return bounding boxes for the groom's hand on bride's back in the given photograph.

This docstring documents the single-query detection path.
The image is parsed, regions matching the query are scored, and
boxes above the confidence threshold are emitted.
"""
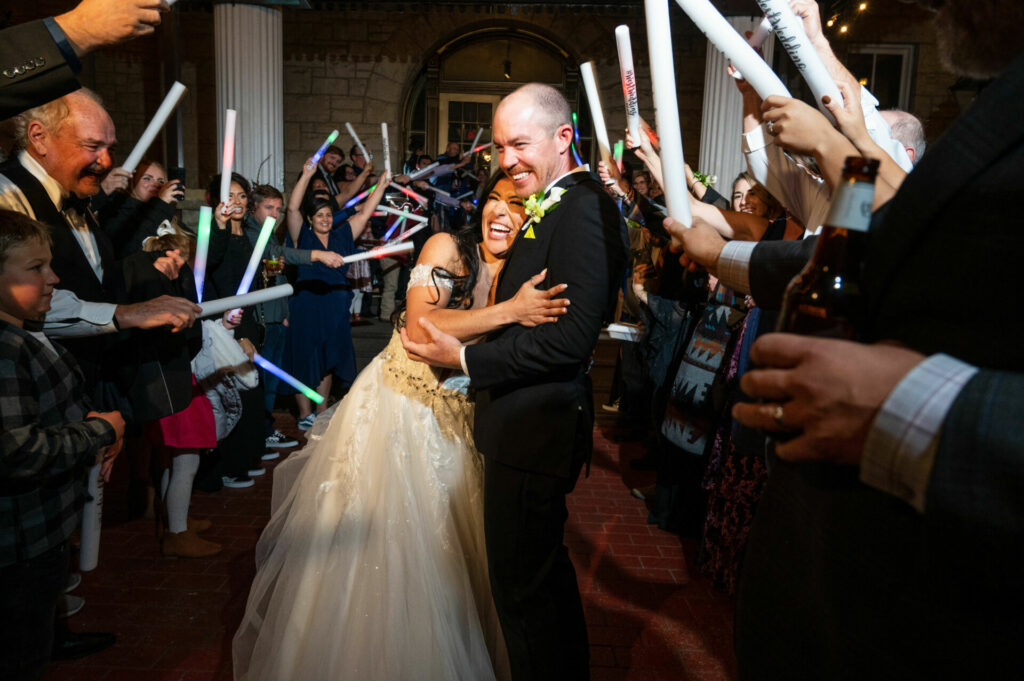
[400,318,463,369]
[510,269,569,327]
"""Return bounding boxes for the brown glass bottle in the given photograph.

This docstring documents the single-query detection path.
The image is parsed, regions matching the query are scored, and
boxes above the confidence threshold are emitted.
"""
[777,156,880,338]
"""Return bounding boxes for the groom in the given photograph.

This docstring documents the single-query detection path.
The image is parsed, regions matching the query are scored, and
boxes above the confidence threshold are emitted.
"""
[402,83,626,679]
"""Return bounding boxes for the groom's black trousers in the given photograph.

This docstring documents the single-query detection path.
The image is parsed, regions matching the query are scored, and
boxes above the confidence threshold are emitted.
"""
[483,444,590,680]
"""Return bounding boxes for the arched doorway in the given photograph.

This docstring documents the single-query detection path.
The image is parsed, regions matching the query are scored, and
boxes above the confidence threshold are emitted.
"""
[400,26,588,173]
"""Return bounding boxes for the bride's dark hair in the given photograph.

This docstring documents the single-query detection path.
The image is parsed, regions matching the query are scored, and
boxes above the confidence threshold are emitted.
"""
[393,171,508,323]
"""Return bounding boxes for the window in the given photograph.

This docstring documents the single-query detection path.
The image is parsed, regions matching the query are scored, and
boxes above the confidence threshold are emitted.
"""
[845,43,916,110]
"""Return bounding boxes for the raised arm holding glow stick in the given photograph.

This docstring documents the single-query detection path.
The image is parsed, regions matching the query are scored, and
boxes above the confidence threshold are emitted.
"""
[219,109,237,205]
[672,0,790,101]
[645,0,692,229]
[614,25,642,145]
[380,122,391,175]
[193,206,212,302]
[311,129,340,165]
[755,0,840,122]
[236,217,277,296]
[122,82,187,174]
[462,127,483,159]
[580,61,614,169]
[345,122,372,162]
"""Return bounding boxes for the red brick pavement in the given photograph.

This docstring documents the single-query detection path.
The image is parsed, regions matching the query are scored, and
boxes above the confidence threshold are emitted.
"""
[44,418,736,681]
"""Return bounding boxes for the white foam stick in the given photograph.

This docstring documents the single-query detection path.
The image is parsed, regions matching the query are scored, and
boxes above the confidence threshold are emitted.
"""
[673,0,790,101]
[644,0,692,228]
[78,464,103,571]
[345,122,372,162]
[406,161,439,181]
[755,0,841,121]
[121,82,187,174]
[219,109,237,205]
[380,122,391,175]
[614,26,642,145]
[732,17,775,80]
[344,241,414,263]
[580,61,614,169]
[236,217,277,296]
[198,284,294,319]
[392,220,428,242]
[376,204,429,223]
[462,127,483,158]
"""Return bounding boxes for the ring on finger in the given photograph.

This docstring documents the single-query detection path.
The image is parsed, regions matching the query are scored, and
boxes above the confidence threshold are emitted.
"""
[772,403,785,428]
[767,120,776,136]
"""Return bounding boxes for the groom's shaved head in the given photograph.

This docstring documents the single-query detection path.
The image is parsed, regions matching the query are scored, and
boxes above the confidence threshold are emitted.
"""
[497,84,571,136]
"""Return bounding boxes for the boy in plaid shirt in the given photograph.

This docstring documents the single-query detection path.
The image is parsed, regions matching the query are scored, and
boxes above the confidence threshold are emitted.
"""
[0,209,125,680]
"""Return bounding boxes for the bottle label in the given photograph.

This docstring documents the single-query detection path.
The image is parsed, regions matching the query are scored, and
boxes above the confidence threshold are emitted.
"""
[824,181,874,233]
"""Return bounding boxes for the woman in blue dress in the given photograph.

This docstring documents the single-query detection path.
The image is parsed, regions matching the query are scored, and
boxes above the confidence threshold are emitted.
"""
[283,158,390,429]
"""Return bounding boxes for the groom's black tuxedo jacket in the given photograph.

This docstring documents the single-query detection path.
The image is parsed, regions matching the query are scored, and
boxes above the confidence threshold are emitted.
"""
[465,171,627,478]
[736,50,1024,679]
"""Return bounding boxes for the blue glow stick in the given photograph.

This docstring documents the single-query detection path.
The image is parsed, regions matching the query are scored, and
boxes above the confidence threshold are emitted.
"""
[194,206,212,302]
[344,183,377,208]
[383,215,406,240]
[311,129,340,165]
[571,112,585,166]
[253,353,324,404]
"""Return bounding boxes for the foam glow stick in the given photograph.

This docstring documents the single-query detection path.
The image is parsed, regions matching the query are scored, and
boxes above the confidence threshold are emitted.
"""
[122,82,187,173]
[383,215,406,240]
[570,112,584,167]
[462,127,483,158]
[645,0,692,228]
[376,204,428,223]
[79,463,103,571]
[344,241,414,263]
[755,0,841,121]
[380,122,391,175]
[672,0,790,101]
[732,17,775,80]
[236,217,277,296]
[219,109,237,205]
[407,161,439,181]
[614,140,625,173]
[614,26,642,145]
[311,129,340,165]
[198,284,294,319]
[344,184,377,208]
[345,122,372,162]
[193,206,212,302]
[392,221,427,242]
[392,183,429,207]
[580,62,613,169]
[253,352,323,404]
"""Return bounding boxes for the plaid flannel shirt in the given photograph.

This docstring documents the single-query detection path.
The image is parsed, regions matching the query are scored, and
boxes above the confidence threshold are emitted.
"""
[0,320,115,567]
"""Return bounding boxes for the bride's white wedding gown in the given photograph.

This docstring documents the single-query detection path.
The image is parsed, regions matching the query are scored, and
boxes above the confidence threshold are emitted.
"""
[233,314,509,680]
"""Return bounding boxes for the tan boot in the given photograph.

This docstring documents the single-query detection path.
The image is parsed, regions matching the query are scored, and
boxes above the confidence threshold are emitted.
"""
[188,517,212,533]
[162,529,222,558]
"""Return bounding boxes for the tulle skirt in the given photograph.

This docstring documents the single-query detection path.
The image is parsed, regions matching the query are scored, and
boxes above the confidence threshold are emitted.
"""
[233,335,508,680]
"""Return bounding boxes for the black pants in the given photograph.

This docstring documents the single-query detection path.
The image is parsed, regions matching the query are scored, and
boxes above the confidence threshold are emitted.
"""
[484,457,589,681]
[0,541,69,681]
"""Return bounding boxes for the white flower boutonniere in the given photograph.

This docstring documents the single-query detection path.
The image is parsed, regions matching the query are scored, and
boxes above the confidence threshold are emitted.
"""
[522,186,567,231]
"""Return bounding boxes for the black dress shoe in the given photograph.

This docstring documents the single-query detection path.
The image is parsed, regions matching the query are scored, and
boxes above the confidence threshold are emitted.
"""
[51,631,116,660]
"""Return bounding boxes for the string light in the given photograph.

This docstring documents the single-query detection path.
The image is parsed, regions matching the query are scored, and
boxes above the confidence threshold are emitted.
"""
[827,16,836,27]
[858,2,867,10]
[840,25,848,33]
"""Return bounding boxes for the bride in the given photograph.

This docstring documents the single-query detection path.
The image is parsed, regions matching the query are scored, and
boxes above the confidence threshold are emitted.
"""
[232,173,569,681]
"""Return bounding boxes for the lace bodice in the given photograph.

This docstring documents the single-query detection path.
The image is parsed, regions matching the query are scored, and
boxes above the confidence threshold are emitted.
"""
[407,264,455,292]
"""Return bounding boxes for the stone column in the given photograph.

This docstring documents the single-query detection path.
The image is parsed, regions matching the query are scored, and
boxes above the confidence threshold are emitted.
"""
[697,16,776,195]
[215,3,284,189]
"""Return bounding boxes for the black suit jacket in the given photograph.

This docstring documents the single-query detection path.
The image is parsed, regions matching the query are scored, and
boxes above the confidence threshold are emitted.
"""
[0,20,80,120]
[465,171,627,477]
[736,51,1024,680]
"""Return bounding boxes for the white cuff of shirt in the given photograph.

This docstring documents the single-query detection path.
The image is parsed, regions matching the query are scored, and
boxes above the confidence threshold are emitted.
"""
[860,353,978,513]
[717,241,756,296]
[459,345,470,376]
[742,124,769,154]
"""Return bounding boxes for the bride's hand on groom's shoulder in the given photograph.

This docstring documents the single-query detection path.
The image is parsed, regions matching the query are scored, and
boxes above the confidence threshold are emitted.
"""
[400,318,463,369]
[510,269,569,328]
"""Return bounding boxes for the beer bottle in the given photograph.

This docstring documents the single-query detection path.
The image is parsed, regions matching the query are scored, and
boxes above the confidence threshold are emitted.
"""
[777,156,879,338]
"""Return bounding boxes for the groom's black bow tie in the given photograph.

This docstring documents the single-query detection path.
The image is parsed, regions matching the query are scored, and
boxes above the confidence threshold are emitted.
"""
[61,194,90,215]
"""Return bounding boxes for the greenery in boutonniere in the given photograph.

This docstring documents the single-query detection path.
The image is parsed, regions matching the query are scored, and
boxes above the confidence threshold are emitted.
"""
[522,186,567,230]
[693,170,717,188]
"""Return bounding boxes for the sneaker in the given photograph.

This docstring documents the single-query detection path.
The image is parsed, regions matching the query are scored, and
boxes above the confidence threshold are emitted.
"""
[297,414,317,431]
[248,467,266,477]
[59,595,85,618]
[601,398,621,413]
[64,572,82,594]
[162,530,222,558]
[221,476,254,489]
[265,429,298,448]
[261,450,280,461]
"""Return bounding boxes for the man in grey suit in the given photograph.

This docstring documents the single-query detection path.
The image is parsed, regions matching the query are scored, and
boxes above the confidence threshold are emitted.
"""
[670,0,1024,677]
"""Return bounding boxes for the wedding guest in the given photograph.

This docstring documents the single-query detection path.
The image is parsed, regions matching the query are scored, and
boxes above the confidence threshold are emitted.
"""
[96,159,184,258]
[316,144,344,199]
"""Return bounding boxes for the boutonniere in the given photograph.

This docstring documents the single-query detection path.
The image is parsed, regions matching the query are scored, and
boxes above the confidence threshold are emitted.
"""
[522,186,567,236]
[692,170,717,188]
